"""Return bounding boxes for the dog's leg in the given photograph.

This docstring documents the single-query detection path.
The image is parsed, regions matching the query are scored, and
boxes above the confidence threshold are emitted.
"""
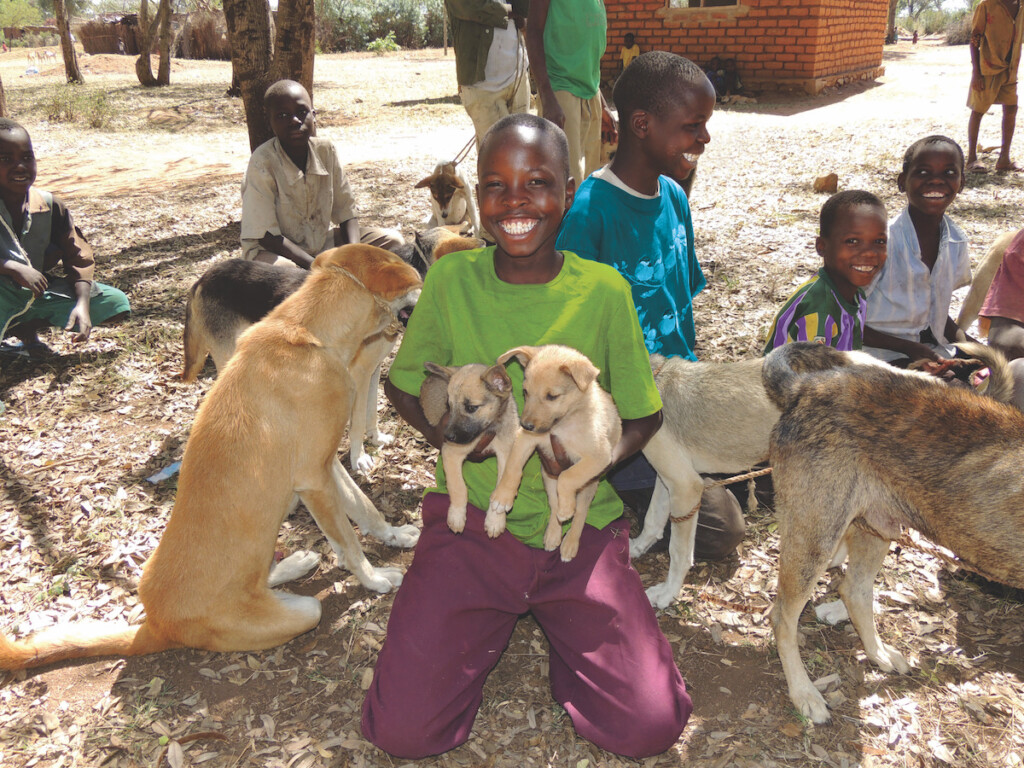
[637,430,705,607]
[839,528,910,674]
[558,481,599,562]
[268,547,321,588]
[442,444,471,534]
[327,459,420,548]
[488,434,538,518]
[349,362,377,475]
[211,590,324,652]
[181,297,211,381]
[365,363,394,448]
[553,453,607,523]
[299,463,404,593]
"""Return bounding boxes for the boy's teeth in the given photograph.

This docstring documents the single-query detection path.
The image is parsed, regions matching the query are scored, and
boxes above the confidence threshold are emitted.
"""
[684,153,699,163]
[501,219,537,235]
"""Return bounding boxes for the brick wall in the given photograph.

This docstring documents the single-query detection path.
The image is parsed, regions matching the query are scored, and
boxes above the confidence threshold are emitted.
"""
[603,0,888,94]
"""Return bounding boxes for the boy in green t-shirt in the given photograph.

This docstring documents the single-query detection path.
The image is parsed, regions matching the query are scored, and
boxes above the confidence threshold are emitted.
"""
[362,114,692,759]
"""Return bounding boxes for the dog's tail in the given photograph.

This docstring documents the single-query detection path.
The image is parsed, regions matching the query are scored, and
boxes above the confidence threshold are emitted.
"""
[0,620,175,671]
[762,343,864,411]
[956,231,1015,332]
[954,341,1016,404]
[181,283,209,382]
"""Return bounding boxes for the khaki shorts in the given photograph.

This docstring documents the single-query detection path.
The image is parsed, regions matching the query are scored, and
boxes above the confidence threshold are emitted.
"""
[968,68,1019,113]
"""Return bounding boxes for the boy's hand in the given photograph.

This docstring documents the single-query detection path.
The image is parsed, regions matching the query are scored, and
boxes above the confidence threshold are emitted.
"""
[538,434,574,477]
[601,105,619,145]
[971,72,984,92]
[10,264,47,296]
[66,301,92,342]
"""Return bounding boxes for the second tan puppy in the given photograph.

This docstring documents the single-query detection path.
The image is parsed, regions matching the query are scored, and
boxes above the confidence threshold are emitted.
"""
[0,245,422,671]
[763,341,1019,724]
[488,345,622,562]
[420,362,519,537]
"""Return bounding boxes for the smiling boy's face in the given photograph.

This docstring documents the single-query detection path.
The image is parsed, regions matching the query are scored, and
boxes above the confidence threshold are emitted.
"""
[817,203,888,303]
[0,128,36,202]
[639,78,716,182]
[267,85,315,155]
[476,126,575,267]
[898,144,964,218]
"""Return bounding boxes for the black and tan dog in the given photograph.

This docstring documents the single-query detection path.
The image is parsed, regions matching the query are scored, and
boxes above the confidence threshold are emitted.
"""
[762,341,1020,723]
[0,246,422,671]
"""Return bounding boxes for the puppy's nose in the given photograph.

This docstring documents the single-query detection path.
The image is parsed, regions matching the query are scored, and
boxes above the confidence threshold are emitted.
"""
[520,420,535,432]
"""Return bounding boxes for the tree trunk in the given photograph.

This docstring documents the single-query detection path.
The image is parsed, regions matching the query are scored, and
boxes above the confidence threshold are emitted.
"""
[156,0,173,85]
[223,0,315,152]
[886,0,899,44]
[135,0,158,86]
[53,0,84,84]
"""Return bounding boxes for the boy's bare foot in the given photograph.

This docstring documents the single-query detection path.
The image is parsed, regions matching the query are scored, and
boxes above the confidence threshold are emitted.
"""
[966,159,989,174]
[995,160,1022,172]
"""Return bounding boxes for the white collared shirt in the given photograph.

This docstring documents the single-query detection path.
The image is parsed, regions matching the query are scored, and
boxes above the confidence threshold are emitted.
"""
[240,136,357,260]
[863,206,972,361]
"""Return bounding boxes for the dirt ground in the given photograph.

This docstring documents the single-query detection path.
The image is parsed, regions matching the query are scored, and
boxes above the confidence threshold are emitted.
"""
[1,39,1023,768]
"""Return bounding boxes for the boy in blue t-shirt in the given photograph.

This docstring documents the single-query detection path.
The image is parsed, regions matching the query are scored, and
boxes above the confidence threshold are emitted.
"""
[764,190,888,354]
[557,51,742,561]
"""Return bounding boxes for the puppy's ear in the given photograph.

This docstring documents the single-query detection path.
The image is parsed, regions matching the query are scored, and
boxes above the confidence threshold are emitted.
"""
[497,346,538,367]
[424,361,456,380]
[414,175,436,189]
[420,370,451,427]
[560,356,600,391]
[482,364,513,398]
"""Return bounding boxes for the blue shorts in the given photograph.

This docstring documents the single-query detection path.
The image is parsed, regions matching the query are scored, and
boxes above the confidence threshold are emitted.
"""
[0,276,131,336]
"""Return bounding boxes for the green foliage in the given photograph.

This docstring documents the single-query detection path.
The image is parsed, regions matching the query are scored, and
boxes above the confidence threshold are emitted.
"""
[0,0,42,28]
[317,0,446,53]
[45,86,111,128]
[366,29,399,54]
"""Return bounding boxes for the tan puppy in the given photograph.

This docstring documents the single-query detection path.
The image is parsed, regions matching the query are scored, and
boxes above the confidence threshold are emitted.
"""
[763,341,1019,724]
[0,245,423,671]
[420,362,519,537]
[488,345,622,562]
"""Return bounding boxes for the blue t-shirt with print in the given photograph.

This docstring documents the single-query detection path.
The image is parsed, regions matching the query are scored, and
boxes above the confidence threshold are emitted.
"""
[557,174,705,359]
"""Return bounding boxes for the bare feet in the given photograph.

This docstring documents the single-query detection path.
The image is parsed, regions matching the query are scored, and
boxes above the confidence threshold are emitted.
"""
[995,160,1022,172]
[966,159,989,174]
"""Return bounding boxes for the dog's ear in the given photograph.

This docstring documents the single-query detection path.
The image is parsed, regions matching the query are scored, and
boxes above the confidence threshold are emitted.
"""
[560,356,600,391]
[482,364,513,398]
[414,175,436,189]
[497,346,537,368]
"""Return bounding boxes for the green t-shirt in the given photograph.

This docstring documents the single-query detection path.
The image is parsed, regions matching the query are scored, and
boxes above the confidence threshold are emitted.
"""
[390,247,662,548]
[543,0,606,99]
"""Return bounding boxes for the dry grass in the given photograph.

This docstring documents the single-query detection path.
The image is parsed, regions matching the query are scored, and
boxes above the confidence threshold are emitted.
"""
[0,40,1023,768]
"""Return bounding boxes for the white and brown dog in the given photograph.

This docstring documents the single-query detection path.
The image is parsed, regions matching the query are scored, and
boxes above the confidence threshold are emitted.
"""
[415,161,481,238]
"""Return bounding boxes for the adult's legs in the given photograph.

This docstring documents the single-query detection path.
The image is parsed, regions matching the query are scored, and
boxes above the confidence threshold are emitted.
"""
[997,103,1019,171]
[967,109,985,168]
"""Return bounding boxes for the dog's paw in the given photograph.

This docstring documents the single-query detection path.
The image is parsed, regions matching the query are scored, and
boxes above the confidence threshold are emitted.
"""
[869,643,911,675]
[378,524,419,548]
[369,431,394,447]
[268,550,321,587]
[629,534,656,559]
[543,526,562,552]
[791,683,831,724]
[814,599,850,626]
[352,451,376,475]
[447,505,467,534]
[645,580,679,610]
[488,494,513,516]
[484,509,506,538]
[364,566,405,593]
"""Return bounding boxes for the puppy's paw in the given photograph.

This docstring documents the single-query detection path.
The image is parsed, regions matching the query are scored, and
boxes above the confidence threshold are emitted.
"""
[369,431,394,447]
[791,682,831,724]
[543,526,562,552]
[645,580,679,610]
[268,550,321,587]
[364,566,405,593]
[484,509,506,538]
[381,524,420,548]
[488,493,513,516]
[447,505,467,534]
[559,535,580,562]
[352,451,376,475]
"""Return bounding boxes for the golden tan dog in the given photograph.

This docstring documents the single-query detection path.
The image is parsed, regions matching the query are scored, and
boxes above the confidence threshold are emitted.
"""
[420,362,519,537]
[487,345,621,562]
[762,341,1019,723]
[0,245,422,671]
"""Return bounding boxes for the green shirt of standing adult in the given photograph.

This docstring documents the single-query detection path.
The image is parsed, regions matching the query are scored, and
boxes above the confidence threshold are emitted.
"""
[525,0,618,184]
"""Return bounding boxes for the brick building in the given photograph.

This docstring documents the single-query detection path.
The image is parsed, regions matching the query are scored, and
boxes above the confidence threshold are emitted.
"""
[603,0,889,94]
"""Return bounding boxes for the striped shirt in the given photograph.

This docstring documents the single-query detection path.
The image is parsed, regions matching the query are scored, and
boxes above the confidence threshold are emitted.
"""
[763,267,865,354]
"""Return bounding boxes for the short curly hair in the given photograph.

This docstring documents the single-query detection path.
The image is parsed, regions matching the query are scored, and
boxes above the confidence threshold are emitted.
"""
[479,113,570,181]
[901,135,964,175]
[819,190,886,238]
[613,51,709,121]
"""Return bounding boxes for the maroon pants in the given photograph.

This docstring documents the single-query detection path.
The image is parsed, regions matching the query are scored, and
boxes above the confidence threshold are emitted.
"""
[361,493,692,759]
